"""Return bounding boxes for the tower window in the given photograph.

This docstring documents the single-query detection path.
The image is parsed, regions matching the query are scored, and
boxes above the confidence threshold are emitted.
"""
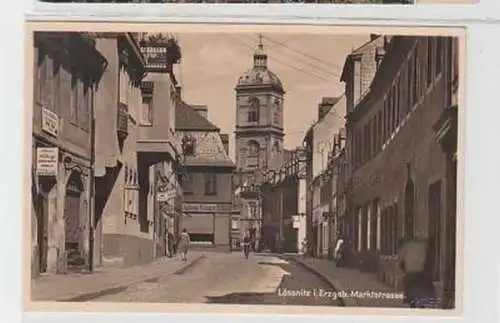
[273,112,279,125]
[248,97,260,123]
[247,140,260,168]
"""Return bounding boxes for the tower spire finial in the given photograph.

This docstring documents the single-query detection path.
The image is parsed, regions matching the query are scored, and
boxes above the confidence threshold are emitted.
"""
[258,34,263,48]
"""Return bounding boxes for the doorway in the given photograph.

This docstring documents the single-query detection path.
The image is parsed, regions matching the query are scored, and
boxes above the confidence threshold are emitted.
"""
[36,179,52,274]
[64,171,84,270]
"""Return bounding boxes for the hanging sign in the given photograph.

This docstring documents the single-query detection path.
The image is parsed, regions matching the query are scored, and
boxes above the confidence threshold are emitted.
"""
[41,107,60,137]
[36,147,59,176]
[292,215,301,229]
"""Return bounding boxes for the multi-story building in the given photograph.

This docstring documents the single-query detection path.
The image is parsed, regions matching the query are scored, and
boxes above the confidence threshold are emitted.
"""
[31,32,107,276]
[175,102,236,249]
[138,33,184,259]
[341,35,459,309]
[310,96,346,258]
[261,147,307,253]
[92,32,182,268]
[234,37,285,246]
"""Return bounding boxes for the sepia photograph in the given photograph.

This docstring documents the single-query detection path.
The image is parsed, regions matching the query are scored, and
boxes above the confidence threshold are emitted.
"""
[26,23,463,314]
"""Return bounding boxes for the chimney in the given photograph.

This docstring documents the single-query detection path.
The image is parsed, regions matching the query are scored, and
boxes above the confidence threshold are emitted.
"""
[191,105,208,119]
[370,33,380,41]
[220,134,229,154]
[176,85,182,99]
[318,97,337,122]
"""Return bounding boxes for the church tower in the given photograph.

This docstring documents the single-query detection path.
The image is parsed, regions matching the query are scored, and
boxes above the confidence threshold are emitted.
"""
[234,36,285,186]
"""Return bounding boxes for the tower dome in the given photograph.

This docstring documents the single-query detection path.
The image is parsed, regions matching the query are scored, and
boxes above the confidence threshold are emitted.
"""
[236,36,284,93]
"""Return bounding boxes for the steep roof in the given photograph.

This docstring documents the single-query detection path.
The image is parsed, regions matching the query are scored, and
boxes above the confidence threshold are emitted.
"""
[175,101,220,132]
[175,130,235,168]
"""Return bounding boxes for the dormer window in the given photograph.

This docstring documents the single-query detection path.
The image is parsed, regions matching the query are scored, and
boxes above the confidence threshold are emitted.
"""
[182,134,196,156]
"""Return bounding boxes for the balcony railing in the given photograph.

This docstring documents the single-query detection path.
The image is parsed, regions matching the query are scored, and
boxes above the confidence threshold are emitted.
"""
[117,102,129,140]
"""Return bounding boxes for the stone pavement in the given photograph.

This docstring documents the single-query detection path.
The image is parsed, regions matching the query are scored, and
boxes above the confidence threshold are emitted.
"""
[31,252,205,302]
[292,256,408,307]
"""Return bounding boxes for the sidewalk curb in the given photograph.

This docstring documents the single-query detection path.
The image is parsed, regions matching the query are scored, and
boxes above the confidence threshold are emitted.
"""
[56,254,205,302]
[290,257,360,307]
[173,254,206,275]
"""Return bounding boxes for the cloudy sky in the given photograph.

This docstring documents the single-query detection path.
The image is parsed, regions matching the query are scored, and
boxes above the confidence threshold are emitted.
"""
[176,32,369,160]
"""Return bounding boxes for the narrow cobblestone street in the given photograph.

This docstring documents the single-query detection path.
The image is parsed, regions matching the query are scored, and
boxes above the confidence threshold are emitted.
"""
[89,252,342,306]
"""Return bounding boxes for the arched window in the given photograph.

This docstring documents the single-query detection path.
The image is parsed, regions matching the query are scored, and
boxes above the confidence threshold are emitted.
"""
[247,97,260,123]
[247,140,260,168]
[248,140,260,157]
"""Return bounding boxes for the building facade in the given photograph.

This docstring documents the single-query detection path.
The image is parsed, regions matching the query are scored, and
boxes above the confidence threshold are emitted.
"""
[31,32,106,276]
[309,96,347,258]
[341,35,459,309]
[234,37,286,245]
[176,102,236,249]
[138,33,184,259]
[261,147,307,253]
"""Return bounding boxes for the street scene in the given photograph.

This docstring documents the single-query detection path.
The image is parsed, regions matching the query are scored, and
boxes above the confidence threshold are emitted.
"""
[29,29,459,310]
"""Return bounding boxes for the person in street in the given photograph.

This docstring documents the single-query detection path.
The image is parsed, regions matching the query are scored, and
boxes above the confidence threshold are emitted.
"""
[300,238,308,258]
[242,231,251,260]
[177,229,190,262]
[333,235,345,266]
[398,237,437,308]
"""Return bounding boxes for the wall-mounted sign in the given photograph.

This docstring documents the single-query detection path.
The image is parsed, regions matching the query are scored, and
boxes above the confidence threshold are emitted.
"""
[41,107,59,137]
[183,202,234,214]
[36,147,59,176]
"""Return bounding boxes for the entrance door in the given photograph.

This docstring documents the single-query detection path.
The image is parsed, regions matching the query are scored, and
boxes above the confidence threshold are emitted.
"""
[64,174,83,269]
[36,192,49,273]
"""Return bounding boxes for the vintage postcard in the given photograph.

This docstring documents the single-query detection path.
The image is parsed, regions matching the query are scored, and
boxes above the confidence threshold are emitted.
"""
[25,22,465,316]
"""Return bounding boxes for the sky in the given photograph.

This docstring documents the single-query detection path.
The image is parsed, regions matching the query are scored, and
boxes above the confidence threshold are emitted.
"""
[176,32,369,160]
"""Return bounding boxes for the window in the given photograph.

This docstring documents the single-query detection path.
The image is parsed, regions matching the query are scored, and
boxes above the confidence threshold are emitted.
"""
[204,173,217,196]
[247,97,260,122]
[427,38,434,86]
[70,72,79,124]
[34,46,44,103]
[182,173,194,195]
[412,50,419,106]
[382,101,387,143]
[399,70,406,120]
[52,58,61,115]
[388,90,394,134]
[407,56,414,111]
[273,112,279,125]
[141,96,153,125]
[435,37,443,76]
[393,84,399,130]
[377,110,383,150]
[247,140,260,168]
[81,76,91,132]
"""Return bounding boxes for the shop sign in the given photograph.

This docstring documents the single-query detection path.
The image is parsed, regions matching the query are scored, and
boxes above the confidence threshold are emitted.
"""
[36,147,58,176]
[41,107,60,137]
[182,203,234,213]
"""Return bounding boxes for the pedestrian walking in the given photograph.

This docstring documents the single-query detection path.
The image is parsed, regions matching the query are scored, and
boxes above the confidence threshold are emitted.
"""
[333,235,345,266]
[242,231,251,260]
[398,237,437,308]
[177,229,190,262]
